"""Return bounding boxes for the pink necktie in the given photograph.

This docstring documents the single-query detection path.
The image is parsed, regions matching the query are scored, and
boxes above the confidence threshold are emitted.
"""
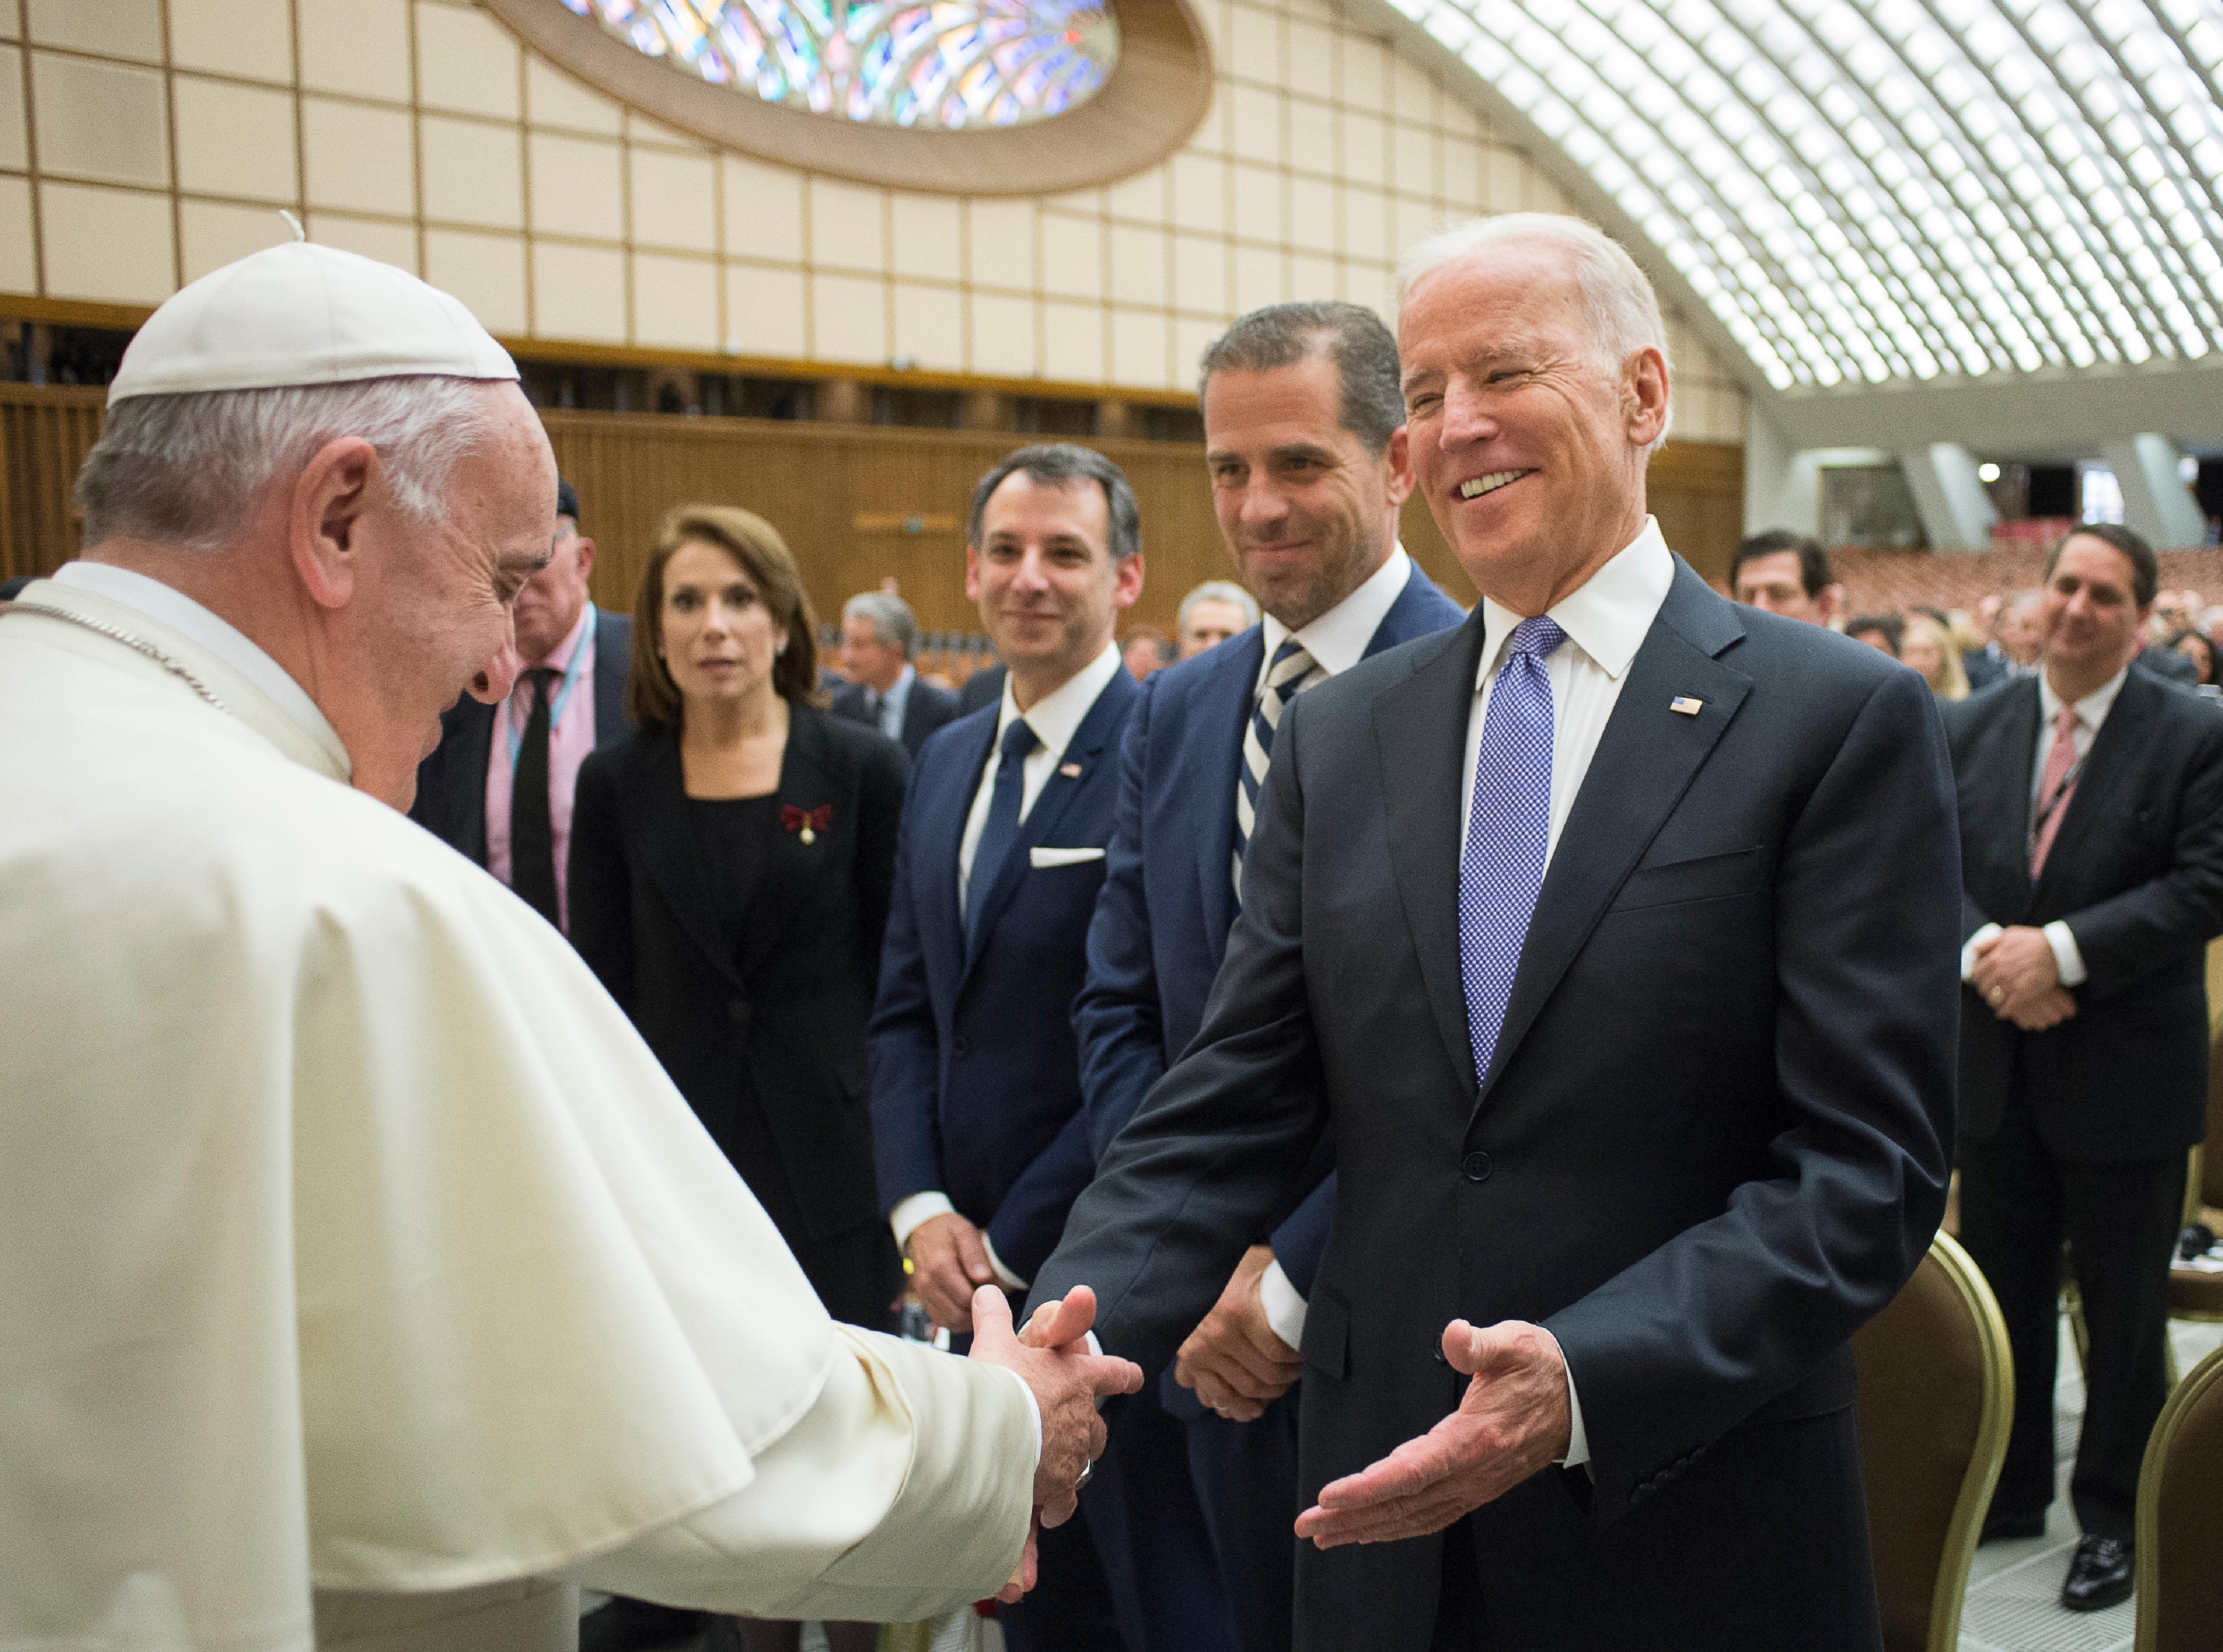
[2029,703,2079,879]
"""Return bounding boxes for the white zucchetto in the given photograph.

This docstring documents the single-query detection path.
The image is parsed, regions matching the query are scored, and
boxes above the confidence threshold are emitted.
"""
[107,241,517,406]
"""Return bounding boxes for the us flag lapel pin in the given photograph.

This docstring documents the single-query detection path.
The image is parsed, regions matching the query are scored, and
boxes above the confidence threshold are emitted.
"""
[1669,696,1704,716]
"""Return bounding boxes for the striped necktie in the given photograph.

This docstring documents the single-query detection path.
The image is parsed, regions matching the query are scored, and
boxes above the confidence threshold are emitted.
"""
[1233,638,1321,899]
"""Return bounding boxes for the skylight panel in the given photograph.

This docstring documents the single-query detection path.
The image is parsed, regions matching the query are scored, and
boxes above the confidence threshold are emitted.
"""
[1392,0,2223,386]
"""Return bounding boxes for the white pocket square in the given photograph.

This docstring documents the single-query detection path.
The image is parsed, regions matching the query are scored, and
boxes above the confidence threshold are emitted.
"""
[1030,846,1106,868]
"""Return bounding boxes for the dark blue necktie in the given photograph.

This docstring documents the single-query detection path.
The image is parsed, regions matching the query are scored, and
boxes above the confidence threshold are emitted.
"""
[967,717,1039,943]
[1459,615,1565,1084]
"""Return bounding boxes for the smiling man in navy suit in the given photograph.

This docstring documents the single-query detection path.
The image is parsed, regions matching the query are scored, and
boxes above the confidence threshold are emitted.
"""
[872,444,1232,1652]
[1072,299,1465,1652]
[1031,215,1960,1650]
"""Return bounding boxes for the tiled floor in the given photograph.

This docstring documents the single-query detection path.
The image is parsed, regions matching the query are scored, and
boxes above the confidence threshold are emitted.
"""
[1958,1318,2223,1652]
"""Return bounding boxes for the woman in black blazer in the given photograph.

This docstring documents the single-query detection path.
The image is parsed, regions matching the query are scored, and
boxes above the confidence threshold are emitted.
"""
[570,503,906,1451]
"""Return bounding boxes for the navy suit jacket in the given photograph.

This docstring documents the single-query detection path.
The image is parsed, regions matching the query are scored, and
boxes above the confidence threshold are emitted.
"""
[871,665,1144,1281]
[830,673,961,761]
[408,607,634,864]
[1073,560,1466,1296]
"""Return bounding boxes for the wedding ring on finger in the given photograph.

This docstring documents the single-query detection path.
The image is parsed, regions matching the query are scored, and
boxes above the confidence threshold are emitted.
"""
[1075,1460,1093,1491]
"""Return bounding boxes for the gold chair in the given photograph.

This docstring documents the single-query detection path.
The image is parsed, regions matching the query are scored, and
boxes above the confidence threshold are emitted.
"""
[1852,1232,2015,1652]
[2133,1343,2223,1652]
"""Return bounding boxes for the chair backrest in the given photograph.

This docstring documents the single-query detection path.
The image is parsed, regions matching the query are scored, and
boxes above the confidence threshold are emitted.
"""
[2135,1344,2223,1652]
[1853,1232,2015,1652]
[2204,939,2223,1208]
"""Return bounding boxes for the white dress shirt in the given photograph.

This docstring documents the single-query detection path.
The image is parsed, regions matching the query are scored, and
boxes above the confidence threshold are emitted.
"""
[891,640,1126,1287]
[1957,665,2127,988]
[873,663,916,745]
[1450,518,1677,1471]
[1256,544,1412,690]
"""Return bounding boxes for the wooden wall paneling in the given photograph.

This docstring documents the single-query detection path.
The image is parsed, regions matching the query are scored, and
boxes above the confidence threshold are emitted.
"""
[0,387,1744,628]
[0,386,105,582]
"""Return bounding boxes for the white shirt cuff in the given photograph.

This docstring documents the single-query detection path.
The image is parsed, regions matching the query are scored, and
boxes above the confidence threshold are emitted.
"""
[2043,920,2088,987]
[999,1365,1042,1456]
[1258,1257,1308,1353]
[1541,1329,1589,1469]
[890,1191,955,1253]
[1959,922,2002,981]
[980,1233,1030,1292]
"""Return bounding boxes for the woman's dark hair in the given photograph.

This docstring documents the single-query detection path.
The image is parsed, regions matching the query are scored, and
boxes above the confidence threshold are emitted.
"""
[2168,627,2218,685]
[628,503,822,725]
[1846,612,1905,657]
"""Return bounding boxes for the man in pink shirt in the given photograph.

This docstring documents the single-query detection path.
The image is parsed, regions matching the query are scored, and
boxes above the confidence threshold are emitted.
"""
[410,478,634,931]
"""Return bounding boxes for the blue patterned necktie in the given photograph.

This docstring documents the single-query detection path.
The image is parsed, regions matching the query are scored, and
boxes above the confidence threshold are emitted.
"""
[967,716,1039,942]
[1233,638,1321,898]
[1459,615,1566,1084]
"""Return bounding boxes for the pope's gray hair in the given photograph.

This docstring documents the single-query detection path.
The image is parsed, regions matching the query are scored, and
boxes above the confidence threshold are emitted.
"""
[1396,213,1673,454]
[75,376,509,552]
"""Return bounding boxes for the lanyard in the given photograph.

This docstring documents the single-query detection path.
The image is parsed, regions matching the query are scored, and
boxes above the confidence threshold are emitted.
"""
[506,609,591,769]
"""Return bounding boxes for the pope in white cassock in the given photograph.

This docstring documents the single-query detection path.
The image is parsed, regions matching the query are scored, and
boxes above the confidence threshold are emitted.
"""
[0,243,1140,1652]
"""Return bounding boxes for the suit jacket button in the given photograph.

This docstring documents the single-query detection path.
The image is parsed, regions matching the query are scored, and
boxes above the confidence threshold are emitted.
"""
[726,998,750,1028]
[1461,1151,1493,1182]
[1432,1341,1448,1364]
[952,1034,972,1057]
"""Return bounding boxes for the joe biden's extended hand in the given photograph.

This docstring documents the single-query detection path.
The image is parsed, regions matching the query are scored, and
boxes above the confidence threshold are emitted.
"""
[1294,1320,1571,1548]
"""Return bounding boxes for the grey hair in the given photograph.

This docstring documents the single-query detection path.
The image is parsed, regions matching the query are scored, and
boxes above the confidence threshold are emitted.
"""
[842,590,920,658]
[1396,213,1673,454]
[1198,301,1405,455]
[1178,579,1258,633]
[967,443,1141,562]
[2003,587,2046,615]
[75,375,510,552]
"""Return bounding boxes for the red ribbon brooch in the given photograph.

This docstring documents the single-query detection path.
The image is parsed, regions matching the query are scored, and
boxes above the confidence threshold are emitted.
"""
[782,804,832,845]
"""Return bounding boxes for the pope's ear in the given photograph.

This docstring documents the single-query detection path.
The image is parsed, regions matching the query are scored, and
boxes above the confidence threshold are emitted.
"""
[288,436,379,610]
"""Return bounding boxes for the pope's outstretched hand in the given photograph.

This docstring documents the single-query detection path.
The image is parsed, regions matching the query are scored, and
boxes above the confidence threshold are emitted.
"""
[967,1284,1140,1536]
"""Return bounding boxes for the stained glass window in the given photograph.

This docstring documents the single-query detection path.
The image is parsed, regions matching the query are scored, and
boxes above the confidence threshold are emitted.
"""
[560,0,1119,128]
[1389,0,2223,391]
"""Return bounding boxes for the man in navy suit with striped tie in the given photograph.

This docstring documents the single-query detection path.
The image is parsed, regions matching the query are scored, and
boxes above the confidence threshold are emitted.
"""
[1071,301,1466,1652]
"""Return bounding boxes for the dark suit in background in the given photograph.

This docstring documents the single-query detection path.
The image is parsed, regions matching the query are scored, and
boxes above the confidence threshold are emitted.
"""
[410,605,634,866]
[570,706,906,1326]
[1074,557,1464,1651]
[1965,648,2008,692]
[830,670,960,761]
[959,663,1007,715]
[1036,564,1961,1650]
[1947,669,2223,1539]
[873,668,1233,1652]
[2137,643,2203,686]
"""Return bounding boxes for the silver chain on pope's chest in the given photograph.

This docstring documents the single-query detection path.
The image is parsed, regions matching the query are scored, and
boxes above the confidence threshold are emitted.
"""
[4,600,231,713]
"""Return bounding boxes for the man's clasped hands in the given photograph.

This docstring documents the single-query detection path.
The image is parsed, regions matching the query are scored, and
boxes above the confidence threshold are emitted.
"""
[970,1274,1581,1604]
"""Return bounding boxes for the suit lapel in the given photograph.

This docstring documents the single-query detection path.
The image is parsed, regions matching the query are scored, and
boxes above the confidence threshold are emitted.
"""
[591,607,632,746]
[1374,611,1492,1095]
[1972,679,2042,915]
[1197,631,1264,957]
[1476,563,1752,1110]
[964,670,1138,972]
[627,730,745,990]
[732,710,834,984]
